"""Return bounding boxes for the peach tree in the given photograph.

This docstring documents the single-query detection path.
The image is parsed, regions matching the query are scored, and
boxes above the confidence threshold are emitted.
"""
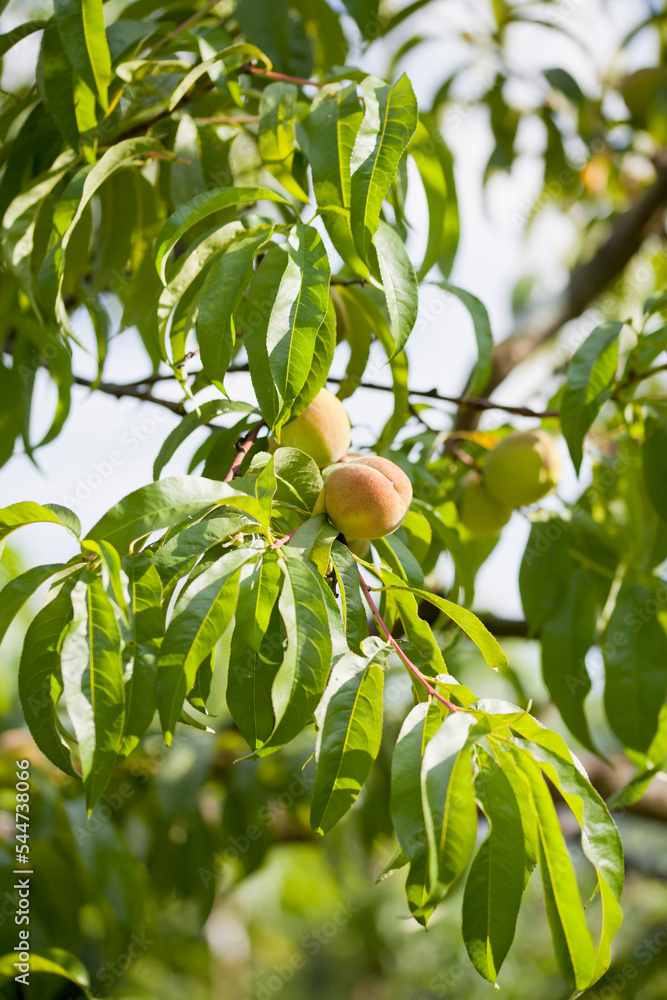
[2,0,667,995]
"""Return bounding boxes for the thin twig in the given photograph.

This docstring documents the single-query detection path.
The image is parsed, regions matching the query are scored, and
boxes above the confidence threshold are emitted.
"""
[270,528,297,550]
[240,64,327,88]
[223,419,264,482]
[73,376,185,415]
[613,360,667,395]
[358,574,459,712]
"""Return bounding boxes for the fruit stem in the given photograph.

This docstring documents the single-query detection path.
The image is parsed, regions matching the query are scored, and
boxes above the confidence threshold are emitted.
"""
[358,573,459,713]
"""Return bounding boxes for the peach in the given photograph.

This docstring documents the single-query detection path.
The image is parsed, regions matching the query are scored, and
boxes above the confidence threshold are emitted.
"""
[320,455,412,540]
[459,471,511,536]
[483,430,560,508]
[278,388,350,468]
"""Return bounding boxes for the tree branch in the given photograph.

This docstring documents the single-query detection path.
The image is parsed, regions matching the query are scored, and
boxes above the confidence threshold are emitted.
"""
[456,150,667,429]
[73,376,185,415]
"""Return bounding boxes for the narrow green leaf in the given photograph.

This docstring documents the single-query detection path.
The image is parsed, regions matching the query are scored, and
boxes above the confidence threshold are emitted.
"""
[305,83,366,273]
[643,414,667,521]
[151,511,248,594]
[155,186,292,282]
[390,701,441,861]
[561,320,623,474]
[87,476,266,554]
[61,578,125,810]
[0,563,63,646]
[290,294,337,416]
[167,42,271,112]
[0,501,80,544]
[54,0,111,109]
[350,74,418,261]
[409,115,459,279]
[18,586,77,776]
[286,515,339,577]
[373,220,418,359]
[0,19,50,57]
[438,281,494,397]
[258,82,308,200]
[420,712,477,915]
[310,641,386,835]
[512,747,597,991]
[0,948,92,996]
[462,747,525,984]
[603,581,667,752]
[121,552,163,753]
[153,401,255,480]
[331,541,368,652]
[227,552,284,749]
[273,447,324,515]
[197,226,275,389]
[260,556,333,751]
[395,587,508,670]
[158,547,257,742]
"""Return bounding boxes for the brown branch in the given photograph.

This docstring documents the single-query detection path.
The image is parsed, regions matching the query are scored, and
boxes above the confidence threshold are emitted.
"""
[456,150,667,429]
[223,364,558,418]
[73,376,185,415]
[240,64,327,88]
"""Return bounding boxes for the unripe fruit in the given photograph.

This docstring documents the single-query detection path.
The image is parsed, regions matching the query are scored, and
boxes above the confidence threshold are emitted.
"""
[320,455,412,540]
[459,471,511,536]
[278,388,350,468]
[483,430,560,508]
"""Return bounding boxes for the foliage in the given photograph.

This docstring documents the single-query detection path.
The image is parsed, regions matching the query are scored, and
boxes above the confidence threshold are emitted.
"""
[2,0,667,996]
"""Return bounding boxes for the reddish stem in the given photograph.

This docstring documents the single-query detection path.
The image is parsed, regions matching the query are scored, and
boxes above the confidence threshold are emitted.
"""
[223,420,264,483]
[270,528,297,550]
[358,574,458,713]
[242,64,327,88]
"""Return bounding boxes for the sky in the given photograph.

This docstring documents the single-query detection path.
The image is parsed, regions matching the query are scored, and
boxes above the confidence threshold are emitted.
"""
[0,0,658,618]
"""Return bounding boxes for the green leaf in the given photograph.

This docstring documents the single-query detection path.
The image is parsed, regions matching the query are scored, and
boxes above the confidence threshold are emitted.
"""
[54,0,111,109]
[291,293,337,416]
[408,115,459,279]
[158,547,257,742]
[61,578,125,811]
[540,569,598,753]
[420,712,477,918]
[462,747,525,984]
[350,74,418,261]
[87,476,266,554]
[390,701,441,862]
[35,27,80,153]
[0,563,63,646]
[519,515,572,633]
[155,186,293,283]
[310,641,386,835]
[18,586,77,776]
[157,222,245,365]
[603,581,667,752]
[515,748,597,991]
[0,948,92,996]
[286,514,339,576]
[331,541,369,652]
[0,18,50,57]
[153,401,255,480]
[227,552,284,749]
[396,587,508,670]
[121,552,163,754]
[305,83,366,273]
[152,511,249,595]
[273,447,324,515]
[167,42,271,111]
[0,501,80,544]
[197,226,275,389]
[373,220,418,359]
[561,320,623,474]
[258,82,308,200]
[260,556,333,752]
[245,225,330,430]
[438,281,494,397]
[379,568,445,678]
[643,414,667,521]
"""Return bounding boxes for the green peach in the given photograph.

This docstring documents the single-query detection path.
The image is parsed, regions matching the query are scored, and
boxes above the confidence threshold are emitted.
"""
[483,430,560,508]
[459,471,512,536]
[278,388,351,468]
